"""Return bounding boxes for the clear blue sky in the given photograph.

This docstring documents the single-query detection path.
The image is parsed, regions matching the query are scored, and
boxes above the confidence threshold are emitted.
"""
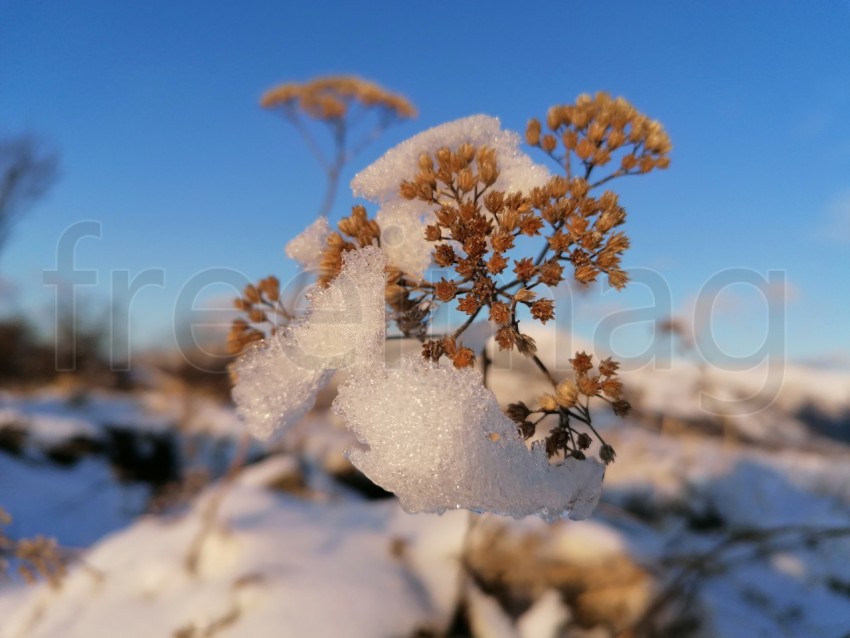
[1,0,849,366]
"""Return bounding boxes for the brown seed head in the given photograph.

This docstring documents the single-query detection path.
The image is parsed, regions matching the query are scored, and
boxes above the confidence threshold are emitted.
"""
[484,191,505,214]
[575,138,595,160]
[259,276,280,301]
[477,147,499,185]
[486,252,508,275]
[554,379,578,408]
[514,288,536,303]
[400,181,418,199]
[570,351,594,373]
[515,332,537,355]
[513,258,537,282]
[506,402,532,423]
[612,399,632,417]
[531,299,555,324]
[601,378,623,399]
[600,444,616,465]
[425,224,442,241]
[457,167,475,193]
[234,297,252,311]
[539,260,564,286]
[598,357,620,377]
[243,284,261,304]
[434,278,457,302]
[607,269,629,290]
[489,302,511,325]
[457,295,480,315]
[621,154,638,171]
[491,231,515,252]
[495,326,517,351]
[526,119,542,146]
[519,216,544,237]
[422,339,444,362]
[452,346,475,368]
[578,374,600,397]
[539,394,559,412]
[574,264,599,285]
[434,244,457,267]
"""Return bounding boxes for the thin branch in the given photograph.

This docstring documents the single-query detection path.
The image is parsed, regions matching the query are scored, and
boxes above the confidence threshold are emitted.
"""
[280,108,331,173]
[631,525,850,636]
[348,109,394,159]
[481,346,492,388]
[318,164,341,218]
[590,169,638,190]
[453,306,483,341]
[531,353,557,387]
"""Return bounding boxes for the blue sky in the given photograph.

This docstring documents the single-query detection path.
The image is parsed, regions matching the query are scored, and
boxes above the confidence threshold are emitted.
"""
[1,0,849,366]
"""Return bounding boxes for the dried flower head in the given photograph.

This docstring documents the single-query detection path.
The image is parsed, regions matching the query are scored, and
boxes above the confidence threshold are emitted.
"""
[1,508,65,588]
[261,76,416,120]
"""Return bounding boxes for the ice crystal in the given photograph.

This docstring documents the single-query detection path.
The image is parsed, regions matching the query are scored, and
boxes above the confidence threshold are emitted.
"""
[375,201,435,281]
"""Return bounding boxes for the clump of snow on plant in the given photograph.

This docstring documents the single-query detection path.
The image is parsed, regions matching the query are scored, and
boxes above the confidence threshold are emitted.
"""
[375,200,436,280]
[285,216,331,269]
[351,115,552,203]
[233,246,386,440]
[335,355,604,522]
[231,335,331,442]
[295,248,386,368]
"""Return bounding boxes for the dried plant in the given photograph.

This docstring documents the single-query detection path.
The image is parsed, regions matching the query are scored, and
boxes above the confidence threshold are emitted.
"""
[0,134,58,258]
[230,93,670,521]
[261,75,416,217]
[629,524,850,637]
[0,506,66,588]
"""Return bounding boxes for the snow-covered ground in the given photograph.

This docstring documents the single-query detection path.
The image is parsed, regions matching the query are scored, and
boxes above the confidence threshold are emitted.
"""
[1,353,849,637]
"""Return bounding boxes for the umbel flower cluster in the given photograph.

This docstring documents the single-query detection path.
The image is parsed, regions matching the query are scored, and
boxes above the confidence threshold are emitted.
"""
[260,75,416,121]
[259,76,416,218]
[230,93,670,522]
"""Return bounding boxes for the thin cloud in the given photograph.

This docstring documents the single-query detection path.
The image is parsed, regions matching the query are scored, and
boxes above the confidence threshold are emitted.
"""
[816,191,850,244]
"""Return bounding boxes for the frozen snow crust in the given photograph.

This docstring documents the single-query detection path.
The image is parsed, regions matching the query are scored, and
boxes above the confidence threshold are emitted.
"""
[336,355,604,522]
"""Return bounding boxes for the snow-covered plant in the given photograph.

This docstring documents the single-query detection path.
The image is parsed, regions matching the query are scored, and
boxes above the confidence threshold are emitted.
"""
[0,506,65,587]
[229,92,671,521]
[260,76,417,217]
